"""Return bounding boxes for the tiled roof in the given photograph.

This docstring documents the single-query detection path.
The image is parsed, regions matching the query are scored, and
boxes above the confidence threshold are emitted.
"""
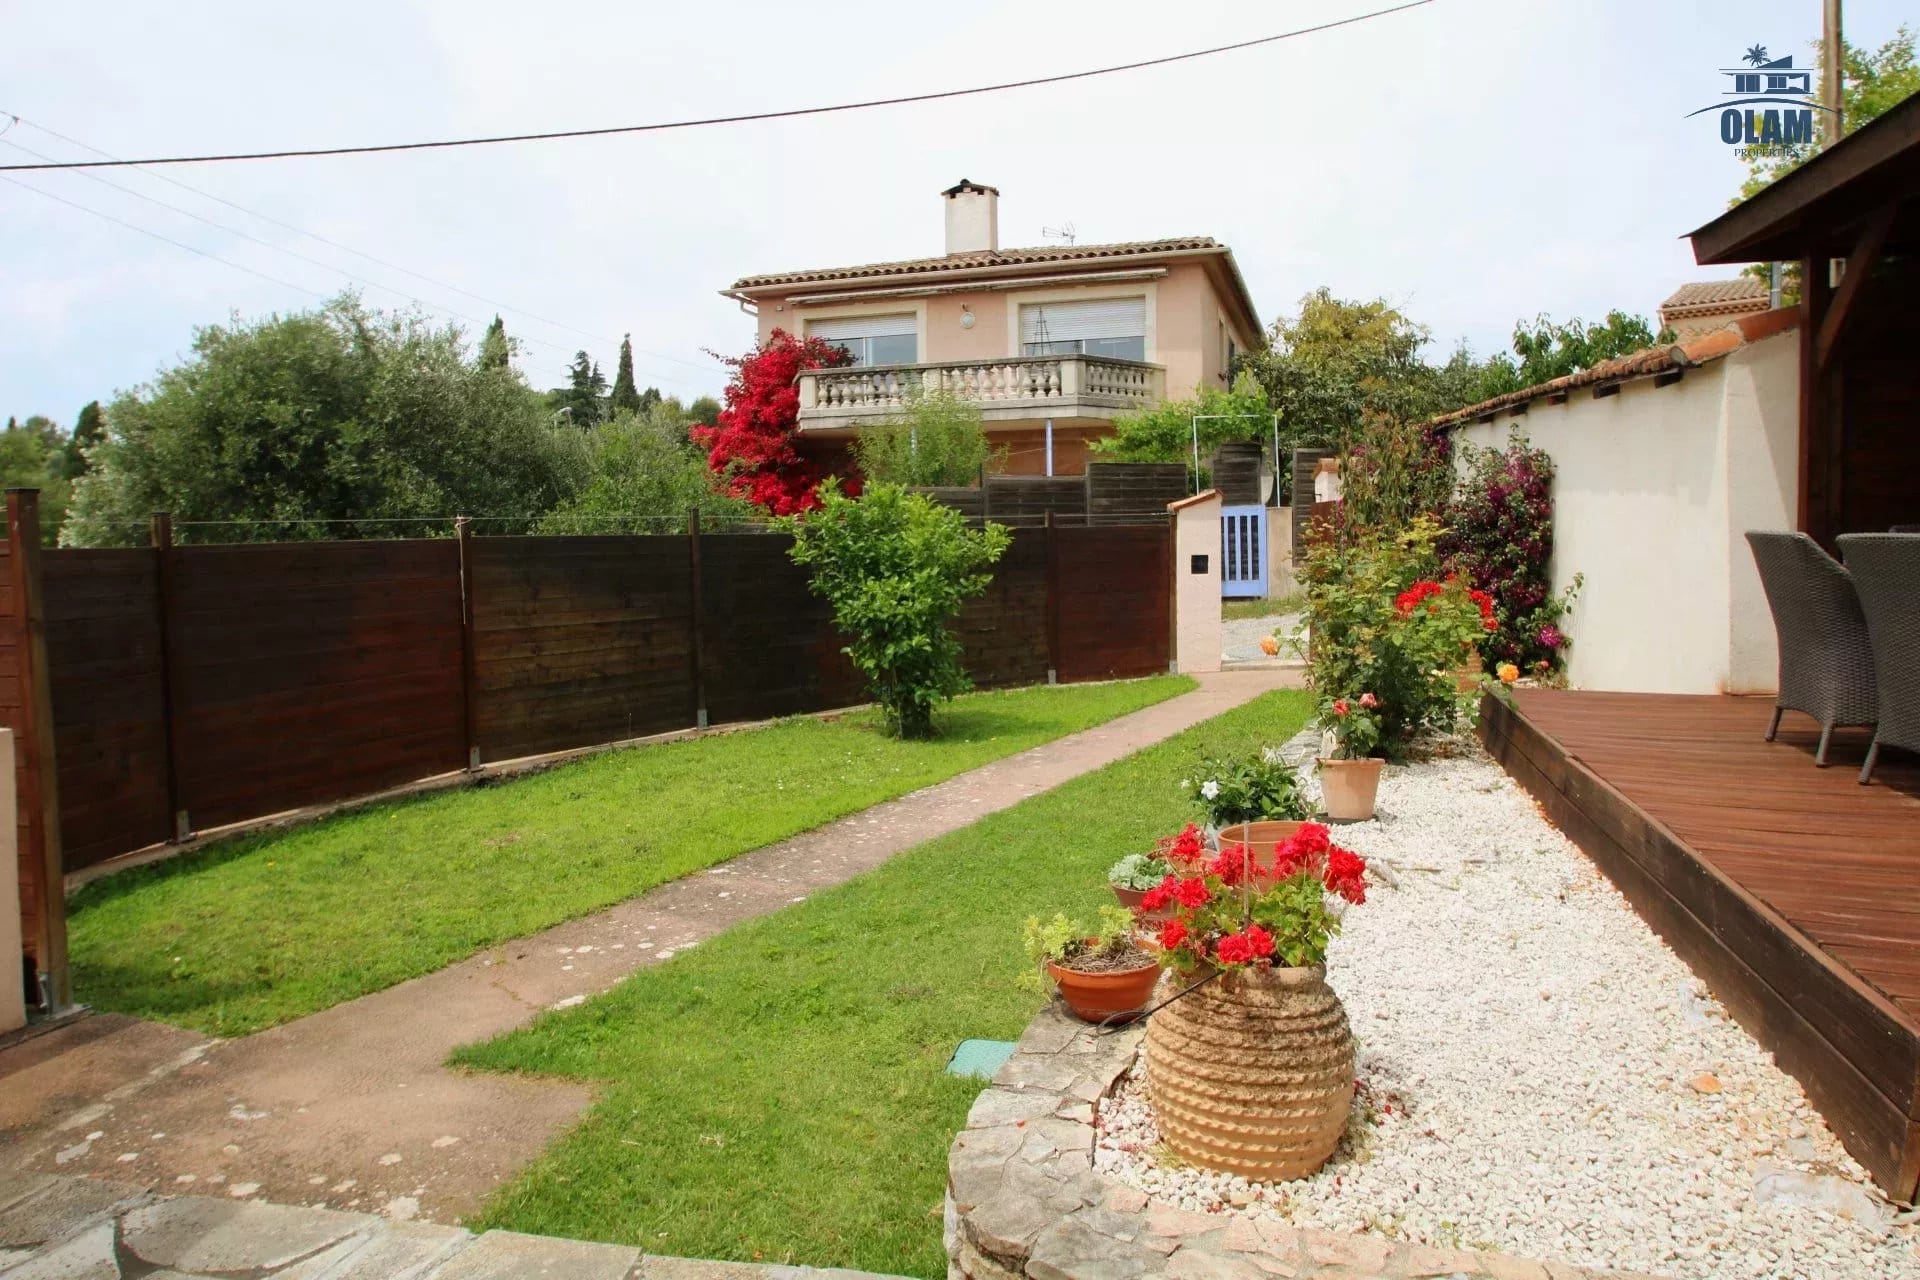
[1660,278,1769,311]
[1430,307,1800,431]
[730,236,1226,289]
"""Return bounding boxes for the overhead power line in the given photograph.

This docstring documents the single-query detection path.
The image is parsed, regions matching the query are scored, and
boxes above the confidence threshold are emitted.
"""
[0,134,696,388]
[0,3,1431,172]
[4,115,712,375]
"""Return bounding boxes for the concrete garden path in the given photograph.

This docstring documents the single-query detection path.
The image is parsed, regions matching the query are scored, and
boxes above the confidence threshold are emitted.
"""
[0,671,1299,1230]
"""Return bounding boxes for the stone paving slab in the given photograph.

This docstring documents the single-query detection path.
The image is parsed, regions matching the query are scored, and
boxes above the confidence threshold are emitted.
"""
[0,1176,912,1280]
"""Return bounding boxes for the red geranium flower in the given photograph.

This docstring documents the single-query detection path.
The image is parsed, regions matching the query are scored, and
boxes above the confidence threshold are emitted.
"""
[1172,876,1211,909]
[1324,845,1368,904]
[1208,847,1253,887]
[1272,822,1331,879]
[1160,823,1207,867]
[1215,932,1255,965]
[1157,919,1188,951]
[1243,924,1276,958]
[1139,874,1177,914]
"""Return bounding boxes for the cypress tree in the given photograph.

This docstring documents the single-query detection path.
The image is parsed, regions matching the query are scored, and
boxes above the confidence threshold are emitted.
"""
[610,334,642,415]
[479,315,511,370]
[62,400,105,478]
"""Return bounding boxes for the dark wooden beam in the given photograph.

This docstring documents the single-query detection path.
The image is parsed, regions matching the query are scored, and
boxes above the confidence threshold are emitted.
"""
[1653,369,1685,389]
[1592,381,1622,400]
[1545,391,1569,406]
[1798,256,1835,544]
[1815,199,1899,372]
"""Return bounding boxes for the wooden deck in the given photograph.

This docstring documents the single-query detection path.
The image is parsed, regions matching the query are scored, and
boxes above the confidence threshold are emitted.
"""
[1481,690,1920,1200]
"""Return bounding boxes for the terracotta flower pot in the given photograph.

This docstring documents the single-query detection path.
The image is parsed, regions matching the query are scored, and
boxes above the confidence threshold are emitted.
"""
[1046,948,1162,1025]
[1111,883,1174,922]
[1214,820,1307,889]
[1145,964,1354,1181]
[1317,757,1383,822]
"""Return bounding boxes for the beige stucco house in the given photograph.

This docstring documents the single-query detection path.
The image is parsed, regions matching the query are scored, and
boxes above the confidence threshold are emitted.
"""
[721,180,1263,476]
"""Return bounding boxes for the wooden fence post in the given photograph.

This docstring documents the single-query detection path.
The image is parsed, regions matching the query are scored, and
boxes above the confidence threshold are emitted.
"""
[149,512,188,842]
[688,510,708,729]
[1043,511,1060,685]
[8,489,69,1012]
[456,517,480,770]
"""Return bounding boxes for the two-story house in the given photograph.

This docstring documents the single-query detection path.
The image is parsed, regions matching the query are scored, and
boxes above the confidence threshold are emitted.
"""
[721,180,1263,476]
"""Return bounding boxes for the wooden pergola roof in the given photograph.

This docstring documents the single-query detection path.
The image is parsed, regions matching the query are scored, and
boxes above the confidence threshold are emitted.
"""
[1687,92,1920,265]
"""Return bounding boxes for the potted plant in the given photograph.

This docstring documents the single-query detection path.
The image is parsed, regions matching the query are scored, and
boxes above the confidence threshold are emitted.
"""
[1187,751,1312,884]
[1142,821,1368,1181]
[1317,693,1384,821]
[1108,851,1175,914]
[1023,905,1162,1025]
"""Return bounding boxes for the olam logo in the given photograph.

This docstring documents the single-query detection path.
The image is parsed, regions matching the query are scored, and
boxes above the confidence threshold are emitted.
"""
[1688,44,1835,151]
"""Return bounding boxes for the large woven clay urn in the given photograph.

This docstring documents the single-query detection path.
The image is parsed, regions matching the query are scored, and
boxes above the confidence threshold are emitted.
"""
[1145,964,1354,1180]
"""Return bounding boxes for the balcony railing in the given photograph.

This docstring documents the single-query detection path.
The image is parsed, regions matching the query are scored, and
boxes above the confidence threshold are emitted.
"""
[796,355,1164,430]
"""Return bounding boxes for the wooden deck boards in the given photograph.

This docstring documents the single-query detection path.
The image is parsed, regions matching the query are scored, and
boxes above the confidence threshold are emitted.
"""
[1484,689,1920,1199]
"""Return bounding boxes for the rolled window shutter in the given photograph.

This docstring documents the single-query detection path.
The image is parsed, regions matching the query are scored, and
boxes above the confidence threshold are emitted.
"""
[806,313,917,341]
[1020,297,1145,345]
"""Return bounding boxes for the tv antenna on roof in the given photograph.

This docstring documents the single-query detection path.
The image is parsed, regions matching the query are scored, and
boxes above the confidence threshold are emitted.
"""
[1041,222,1077,244]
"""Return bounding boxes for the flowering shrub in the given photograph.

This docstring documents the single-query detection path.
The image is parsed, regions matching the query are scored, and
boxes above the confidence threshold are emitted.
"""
[1322,692,1383,759]
[1183,752,1309,827]
[692,329,853,515]
[1299,517,1480,757]
[1440,437,1580,674]
[1142,821,1367,971]
[780,482,1010,738]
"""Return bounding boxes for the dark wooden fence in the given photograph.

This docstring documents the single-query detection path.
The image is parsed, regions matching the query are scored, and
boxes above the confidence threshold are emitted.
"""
[3,493,1172,1003]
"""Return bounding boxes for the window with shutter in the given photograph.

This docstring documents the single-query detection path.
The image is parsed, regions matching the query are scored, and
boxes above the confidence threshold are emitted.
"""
[1019,298,1147,362]
[805,313,917,367]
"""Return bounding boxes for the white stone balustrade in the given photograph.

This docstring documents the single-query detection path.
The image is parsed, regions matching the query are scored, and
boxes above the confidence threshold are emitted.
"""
[797,356,1164,431]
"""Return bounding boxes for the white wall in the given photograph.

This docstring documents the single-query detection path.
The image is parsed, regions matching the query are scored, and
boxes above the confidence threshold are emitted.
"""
[1452,331,1797,695]
[1170,492,1222,674]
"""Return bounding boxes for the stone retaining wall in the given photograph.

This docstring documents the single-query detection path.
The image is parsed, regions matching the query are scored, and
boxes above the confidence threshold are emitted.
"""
[945,1004,1664,1280]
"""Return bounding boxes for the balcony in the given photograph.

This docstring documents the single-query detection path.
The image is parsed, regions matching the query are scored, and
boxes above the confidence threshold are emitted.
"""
[795,354,1165,435]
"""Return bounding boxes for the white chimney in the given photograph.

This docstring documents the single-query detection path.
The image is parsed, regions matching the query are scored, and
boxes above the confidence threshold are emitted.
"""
[942,179,999,255]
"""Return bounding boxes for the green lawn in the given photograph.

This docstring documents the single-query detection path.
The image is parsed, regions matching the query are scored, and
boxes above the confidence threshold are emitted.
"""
[454,688,1313,1278]
[1222,591,1304,621]
[69,677,1192,1037]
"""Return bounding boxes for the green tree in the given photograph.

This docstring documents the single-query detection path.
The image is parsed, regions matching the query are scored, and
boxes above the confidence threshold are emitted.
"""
[1498,311,1663,389]
[62,400,106,479]
[553,351,609,427]
[1240,289,1460,451]
[853,390,998,486]
[0,415,73,544]
[1091,373,1274,466]
[479,315,512,370]
[609,334,642,415]
[780,482,1010,739]
[63,295,581,546]
[686,395,722,430]
[537,403,751,534]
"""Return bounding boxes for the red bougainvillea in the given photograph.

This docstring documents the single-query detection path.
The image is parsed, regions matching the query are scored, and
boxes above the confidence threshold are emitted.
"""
[691,329,855,515]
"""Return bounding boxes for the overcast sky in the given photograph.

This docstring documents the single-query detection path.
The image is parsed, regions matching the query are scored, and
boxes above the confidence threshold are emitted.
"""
[2,0,1909,423]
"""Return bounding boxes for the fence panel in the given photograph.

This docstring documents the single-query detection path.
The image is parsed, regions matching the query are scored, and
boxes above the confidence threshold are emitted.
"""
[1054,523,1171,681]
[42,551,170,870]
[470,536,695,761]
[954,530,1050,688]
[167,541,466,831]
[699,533,863,724]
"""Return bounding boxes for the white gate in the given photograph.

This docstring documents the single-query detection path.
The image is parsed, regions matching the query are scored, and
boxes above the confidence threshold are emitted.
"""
[1220,505,1267,599]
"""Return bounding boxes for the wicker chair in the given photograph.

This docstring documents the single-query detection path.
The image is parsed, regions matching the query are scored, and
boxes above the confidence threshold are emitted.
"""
[1837,533,1920,784]
[1744,531,1879,765]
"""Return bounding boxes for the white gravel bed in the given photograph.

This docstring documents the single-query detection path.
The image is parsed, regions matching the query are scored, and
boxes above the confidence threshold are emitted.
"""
[1094,746,1920,1279]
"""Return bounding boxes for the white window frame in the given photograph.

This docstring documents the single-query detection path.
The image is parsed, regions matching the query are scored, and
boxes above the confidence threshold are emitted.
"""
[1003,282,1157,365]
[798,301,928,367]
